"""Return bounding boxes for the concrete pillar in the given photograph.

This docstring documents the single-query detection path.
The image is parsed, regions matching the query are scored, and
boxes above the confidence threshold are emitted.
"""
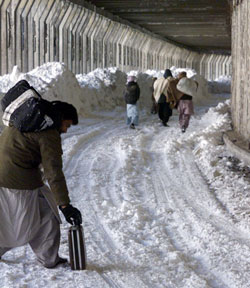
[211,55,218,80]
[66,5,82,72]
[125,30,137,70]
[14,0,29,72]
[80,11,96,73]
[58,2,73,64]
[110,23,123,69]
[76,8,89,73]
[110,23,124,68]
[119,26,132,71]
[48,0,69,64]
[130,31,141,70]
[89,17,105,70]
[27,0,43,71]
[20,0,36,72]
[116,25,129,70]
[0,0,12,74]
[38,0,55,67]
[89,14,102,71]
[70,7,85,74]
[33,0,51,68]
[137,35,146,70]
[83,12,100,72]
[44,0,59,63]
[62,3,78,68]
[101,18,116,68]
[103,21,118,68]
[136,34,147,71]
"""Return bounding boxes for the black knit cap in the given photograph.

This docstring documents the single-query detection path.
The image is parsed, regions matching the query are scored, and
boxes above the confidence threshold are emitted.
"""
[51,101,78,125]
[163,69,173,79]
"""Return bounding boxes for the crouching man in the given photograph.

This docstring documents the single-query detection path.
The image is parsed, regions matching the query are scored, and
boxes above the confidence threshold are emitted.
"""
[0,101,82,268]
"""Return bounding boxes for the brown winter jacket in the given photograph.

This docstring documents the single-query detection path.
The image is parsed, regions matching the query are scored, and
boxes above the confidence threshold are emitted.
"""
[0,127,70,205]
[167,78,184,108]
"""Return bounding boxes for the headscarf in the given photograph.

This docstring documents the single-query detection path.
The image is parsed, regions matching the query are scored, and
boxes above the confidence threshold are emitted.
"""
[127,76,136,83]
[163,69,173,79]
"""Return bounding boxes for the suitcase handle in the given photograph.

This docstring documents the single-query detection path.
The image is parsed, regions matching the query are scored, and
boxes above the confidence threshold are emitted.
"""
[71,219,81,226]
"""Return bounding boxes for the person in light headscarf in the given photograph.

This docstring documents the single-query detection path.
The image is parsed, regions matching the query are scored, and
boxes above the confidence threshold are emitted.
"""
[153,69,175,127]
[176,71,198,133]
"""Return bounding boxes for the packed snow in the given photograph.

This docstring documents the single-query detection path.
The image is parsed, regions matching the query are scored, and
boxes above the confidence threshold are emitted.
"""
[1,63,250,288]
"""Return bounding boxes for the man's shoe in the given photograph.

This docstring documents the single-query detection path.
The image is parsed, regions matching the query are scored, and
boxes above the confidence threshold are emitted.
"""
[181,127,186,133]
[44,257,68,269]
[130,123,135,129]
[162,122,169,127]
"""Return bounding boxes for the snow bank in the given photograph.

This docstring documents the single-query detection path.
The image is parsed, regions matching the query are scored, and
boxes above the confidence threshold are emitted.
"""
[208,75,231,94]
[0,62,224,128]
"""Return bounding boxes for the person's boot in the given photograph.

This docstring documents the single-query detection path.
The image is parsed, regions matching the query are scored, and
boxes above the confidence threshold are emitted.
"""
[130,123,135,129]
[162,121,169,127]
[44,257,68,269]
[181,126,186,133]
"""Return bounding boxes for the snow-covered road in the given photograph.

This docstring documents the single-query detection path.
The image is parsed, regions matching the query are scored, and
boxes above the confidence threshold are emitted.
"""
[4,95,250,287]
[2,64,250,288]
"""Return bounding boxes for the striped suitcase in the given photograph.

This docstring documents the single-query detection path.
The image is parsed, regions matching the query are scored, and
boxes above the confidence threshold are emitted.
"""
[68,224,87,270]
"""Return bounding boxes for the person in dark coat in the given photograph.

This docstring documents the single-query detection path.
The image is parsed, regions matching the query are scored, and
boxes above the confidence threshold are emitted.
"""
[153,69,174,127]
[0,100,82,268]
[124,75,140,129]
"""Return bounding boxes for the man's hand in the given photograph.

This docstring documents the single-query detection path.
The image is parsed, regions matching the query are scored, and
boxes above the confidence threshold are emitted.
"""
[59,204,82,225]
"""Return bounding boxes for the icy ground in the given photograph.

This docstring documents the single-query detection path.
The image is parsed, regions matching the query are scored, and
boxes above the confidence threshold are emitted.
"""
[1,64,250,288]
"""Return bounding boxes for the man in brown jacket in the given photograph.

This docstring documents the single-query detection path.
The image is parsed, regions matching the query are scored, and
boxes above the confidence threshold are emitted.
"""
[0,101,82,268]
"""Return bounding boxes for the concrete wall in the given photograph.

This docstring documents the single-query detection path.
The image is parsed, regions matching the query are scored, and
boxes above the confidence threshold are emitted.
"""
[231,0,250,140]
[0,0,231,80]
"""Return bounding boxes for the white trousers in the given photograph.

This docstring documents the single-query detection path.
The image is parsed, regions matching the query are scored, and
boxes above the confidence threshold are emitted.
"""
[0,186,61,267]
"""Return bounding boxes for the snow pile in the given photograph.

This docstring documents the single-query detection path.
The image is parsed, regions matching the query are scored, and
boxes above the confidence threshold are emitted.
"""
[163,98,250,229]
[208,75,231,94]
[0,63,213,129]
[76,67,153,111]
[0,63,85,119]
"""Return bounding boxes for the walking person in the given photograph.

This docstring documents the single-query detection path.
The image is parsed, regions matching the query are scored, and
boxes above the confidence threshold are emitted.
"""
[176,72,198,133]
[0,98,82,268]
[153,69,176,126]
[124,75,140,129]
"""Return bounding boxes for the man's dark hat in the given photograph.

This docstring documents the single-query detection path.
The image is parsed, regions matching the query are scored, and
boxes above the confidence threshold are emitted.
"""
[51,101,78,125]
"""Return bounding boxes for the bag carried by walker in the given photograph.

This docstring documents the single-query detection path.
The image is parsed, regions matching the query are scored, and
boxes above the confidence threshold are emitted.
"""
[1,80,59,132]
[68,223,87,270]
[177,77,198,97]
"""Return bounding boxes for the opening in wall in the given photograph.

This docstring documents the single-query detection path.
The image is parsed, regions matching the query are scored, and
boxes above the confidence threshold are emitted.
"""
[33,20,36,52]
[79,35,82,61]
[44,23,48,54]
[118,44,121,65]
[53,26,57,58]
[7,10,11,48]
[71,33,75,61]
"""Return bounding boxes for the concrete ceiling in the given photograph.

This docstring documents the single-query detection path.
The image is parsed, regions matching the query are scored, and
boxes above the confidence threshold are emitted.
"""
[84,0,232,54]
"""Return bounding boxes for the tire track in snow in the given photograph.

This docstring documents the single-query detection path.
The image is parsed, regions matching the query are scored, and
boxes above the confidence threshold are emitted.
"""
[83,118,210,287]
[61,109,250,287]
[150,124,250,287]
[62,114,155,288]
